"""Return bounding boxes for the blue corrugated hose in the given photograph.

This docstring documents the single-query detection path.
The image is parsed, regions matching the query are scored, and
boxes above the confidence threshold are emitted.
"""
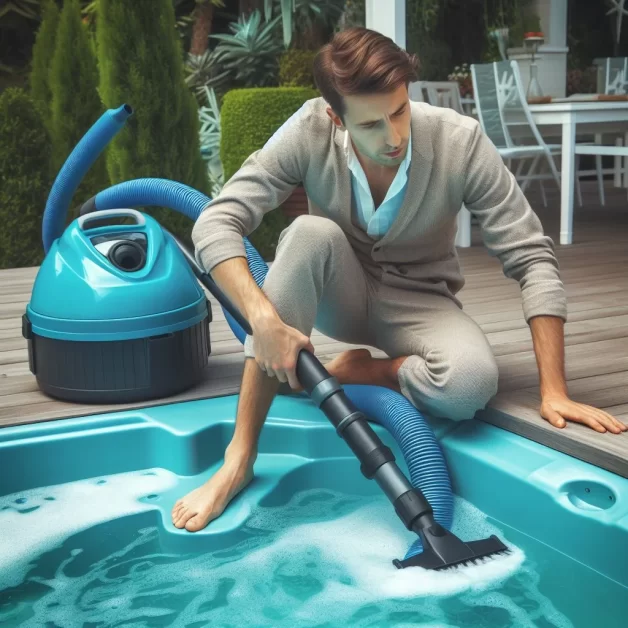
[40,104,454,560]
[42,104,133,254]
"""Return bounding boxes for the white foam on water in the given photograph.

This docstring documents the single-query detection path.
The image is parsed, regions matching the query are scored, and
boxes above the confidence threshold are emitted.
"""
[0,474,574,628]
[0,469,177,591]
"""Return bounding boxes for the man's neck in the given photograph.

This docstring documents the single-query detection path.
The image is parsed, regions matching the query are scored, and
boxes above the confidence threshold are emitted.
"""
[352,140,400,179]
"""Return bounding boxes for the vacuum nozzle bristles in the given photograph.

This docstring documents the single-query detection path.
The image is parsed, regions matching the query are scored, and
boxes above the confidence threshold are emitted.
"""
[392,524,511,571]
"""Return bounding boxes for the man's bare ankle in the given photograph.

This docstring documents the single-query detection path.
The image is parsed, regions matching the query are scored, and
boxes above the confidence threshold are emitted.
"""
[225,438,257,464]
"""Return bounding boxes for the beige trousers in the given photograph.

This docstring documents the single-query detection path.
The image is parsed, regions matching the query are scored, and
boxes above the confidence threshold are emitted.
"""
[244,215,499,421]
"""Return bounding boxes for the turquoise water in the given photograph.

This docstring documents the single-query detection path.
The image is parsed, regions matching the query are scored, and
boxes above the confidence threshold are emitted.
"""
[0,470,626,627]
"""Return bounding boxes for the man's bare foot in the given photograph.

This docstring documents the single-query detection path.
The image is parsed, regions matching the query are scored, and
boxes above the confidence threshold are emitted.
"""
[282,348,379,394]
[171,448,255,532]
[325,348,373,383]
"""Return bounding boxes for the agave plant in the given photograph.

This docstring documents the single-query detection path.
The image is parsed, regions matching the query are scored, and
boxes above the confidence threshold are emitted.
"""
[264,0,346,47]
[184,48,232,100]
[210,9,283,88]
[198,85,224,197]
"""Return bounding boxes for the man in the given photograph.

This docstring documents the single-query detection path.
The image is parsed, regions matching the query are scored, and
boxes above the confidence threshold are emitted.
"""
[172,28,626,533]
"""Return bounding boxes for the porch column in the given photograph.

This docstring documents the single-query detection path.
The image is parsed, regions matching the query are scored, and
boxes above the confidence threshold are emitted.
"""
[365,0,406,48]
[508,0,569,97]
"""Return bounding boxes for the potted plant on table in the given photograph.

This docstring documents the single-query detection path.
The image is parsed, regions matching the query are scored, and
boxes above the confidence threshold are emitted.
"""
[447,63,473,98]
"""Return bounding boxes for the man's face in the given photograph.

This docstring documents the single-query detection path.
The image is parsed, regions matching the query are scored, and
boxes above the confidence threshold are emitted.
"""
[327,83,411,170]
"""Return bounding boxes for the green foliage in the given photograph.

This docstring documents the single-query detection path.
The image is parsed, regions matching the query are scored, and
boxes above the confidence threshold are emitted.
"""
[406,0,451,80]
[279,48,316,87]
[97,0,210,245]
[211,10,284,88]
[264,0,345,48]
[408,0,444,33]
[49,0,109,213]
[335,0,365,31]
[0,88,53,269]
[29,0,59,135]
[220,86,318,180]
[220,86,318,259]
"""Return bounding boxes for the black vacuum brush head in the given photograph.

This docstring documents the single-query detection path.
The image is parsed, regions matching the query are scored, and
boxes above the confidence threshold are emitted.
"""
[393,521,511,571]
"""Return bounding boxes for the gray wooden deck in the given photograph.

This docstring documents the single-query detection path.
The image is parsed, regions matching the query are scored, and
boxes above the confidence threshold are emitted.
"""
[1,183,627,477]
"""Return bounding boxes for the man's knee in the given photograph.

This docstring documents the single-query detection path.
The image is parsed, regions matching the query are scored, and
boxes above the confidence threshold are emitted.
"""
[402,350,499,422]
[278,214,346,252]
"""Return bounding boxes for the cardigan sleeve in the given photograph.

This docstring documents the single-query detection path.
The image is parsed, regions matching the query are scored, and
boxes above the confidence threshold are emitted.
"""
[191,103,311,273]
[463,120,567,323]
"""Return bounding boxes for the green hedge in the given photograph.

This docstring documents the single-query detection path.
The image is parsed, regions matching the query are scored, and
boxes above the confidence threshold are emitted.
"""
[0,89,53,269]
[279,49,317,88]
[29,0,59,136]
[49,0,110,215]
[219,87,318,260]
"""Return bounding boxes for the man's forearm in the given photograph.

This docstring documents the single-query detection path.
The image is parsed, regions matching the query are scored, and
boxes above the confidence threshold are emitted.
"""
[210,257,278,330]
[529,315,569,399]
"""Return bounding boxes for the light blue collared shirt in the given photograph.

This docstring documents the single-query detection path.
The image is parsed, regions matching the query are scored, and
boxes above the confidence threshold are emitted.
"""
[344,130,412,239]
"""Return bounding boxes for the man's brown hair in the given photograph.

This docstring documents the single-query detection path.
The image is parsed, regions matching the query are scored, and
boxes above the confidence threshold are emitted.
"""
[312,27,419,122]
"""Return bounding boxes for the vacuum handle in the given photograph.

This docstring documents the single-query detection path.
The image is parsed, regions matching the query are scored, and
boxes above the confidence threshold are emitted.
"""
[78,208,146,231]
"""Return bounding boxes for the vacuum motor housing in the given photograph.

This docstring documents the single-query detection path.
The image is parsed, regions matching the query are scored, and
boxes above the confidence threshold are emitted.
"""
[23,209,211,403]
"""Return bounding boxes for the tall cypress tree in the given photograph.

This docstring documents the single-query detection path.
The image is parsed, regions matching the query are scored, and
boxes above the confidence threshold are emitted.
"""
[0,89,53,269]
[29,0,60,137]
[97,0,210,242]
[49,0,110,211]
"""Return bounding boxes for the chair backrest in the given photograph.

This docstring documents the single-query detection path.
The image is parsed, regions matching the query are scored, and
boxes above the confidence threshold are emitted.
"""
[605,57,628,94]
[422,81,464,114]
[408,81,425,102]
[471,60,548,151]
[408,81,464,113]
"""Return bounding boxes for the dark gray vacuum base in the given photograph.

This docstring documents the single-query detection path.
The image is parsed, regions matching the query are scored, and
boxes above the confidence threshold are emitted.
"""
[23,313,211,404]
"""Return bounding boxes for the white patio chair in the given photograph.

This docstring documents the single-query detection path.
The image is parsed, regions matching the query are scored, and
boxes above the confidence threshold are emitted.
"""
[604,57,628,94]
[423,81,465,114]
[594,57,628,194]
[414,81,472,245]
[408,81,425,102]
[471,60,603,208]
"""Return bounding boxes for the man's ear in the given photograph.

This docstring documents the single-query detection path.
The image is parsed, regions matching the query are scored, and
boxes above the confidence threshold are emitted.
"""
[326,106,345,131]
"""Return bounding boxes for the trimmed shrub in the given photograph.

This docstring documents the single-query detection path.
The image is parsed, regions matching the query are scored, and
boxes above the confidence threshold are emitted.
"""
[49,0,109,214]
[97,0,211,245]
[0,88,53,269]
[219,87,318,260]
[279,49,317,88]
[220,87,318,179]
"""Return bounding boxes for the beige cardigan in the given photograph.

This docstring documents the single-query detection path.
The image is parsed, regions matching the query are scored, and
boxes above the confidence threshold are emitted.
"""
[192,96,567,324]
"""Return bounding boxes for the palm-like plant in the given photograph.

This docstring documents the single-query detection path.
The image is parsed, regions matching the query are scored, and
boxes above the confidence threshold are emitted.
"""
[184,48,232,100]
[210,9,283,87]
[198,85,223,196]
[263,0,346,47]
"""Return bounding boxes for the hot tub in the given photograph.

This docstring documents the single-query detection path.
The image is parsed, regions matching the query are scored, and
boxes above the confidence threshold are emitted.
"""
[0,394,626,627]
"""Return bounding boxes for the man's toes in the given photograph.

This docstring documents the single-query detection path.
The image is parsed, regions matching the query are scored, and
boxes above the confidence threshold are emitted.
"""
[185,510,214,532]
[173,506,195,528]
[171,503,186,522]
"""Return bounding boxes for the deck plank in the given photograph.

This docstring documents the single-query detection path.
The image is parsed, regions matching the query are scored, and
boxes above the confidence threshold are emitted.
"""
[1,183,627,477]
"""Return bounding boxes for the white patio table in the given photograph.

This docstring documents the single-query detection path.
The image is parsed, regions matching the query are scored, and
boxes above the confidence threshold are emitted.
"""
[456,97,628,247]
[527,98,628,245]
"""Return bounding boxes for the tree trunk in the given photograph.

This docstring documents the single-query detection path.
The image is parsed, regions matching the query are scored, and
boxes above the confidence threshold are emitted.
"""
[239,0,262,17]
[298,20,328,50]
[190,1,214,56]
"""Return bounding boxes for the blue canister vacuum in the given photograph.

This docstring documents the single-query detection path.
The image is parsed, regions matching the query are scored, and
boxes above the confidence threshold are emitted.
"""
[24,104,510,572]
